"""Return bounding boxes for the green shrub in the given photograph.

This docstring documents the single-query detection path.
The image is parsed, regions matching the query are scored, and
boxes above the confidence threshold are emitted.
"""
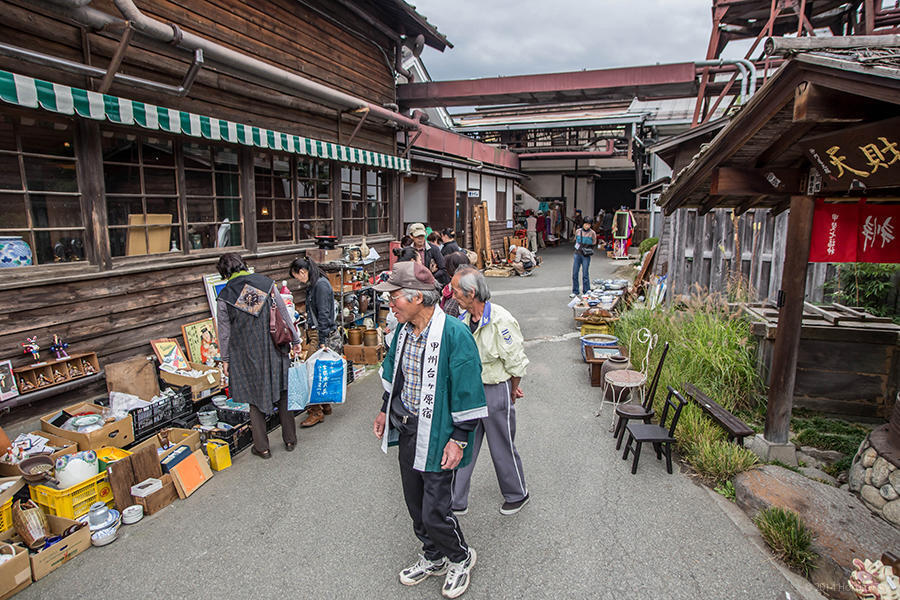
[690,439,759,484]
[753,507,818,577]
[826,263,900,323]
[791,416,869,464]
[613,295,764,482]
[638,236,658,255]
[714,480,736,501]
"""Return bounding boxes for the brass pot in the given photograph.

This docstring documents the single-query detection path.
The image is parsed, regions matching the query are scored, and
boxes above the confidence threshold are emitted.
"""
[363,329,379,347]
[347,327,364,346]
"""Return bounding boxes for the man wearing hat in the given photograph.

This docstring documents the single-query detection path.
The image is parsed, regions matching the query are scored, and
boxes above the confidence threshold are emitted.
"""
[408,222,449,286]
[373,261,486,599]
[507,243,537,276]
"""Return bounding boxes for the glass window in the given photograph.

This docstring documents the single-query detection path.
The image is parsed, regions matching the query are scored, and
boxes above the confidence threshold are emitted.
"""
[255,152,294,244]
[103,132,179,257]
[296,158,332,240]
[0,115,84,265]
[183,143,242,251]
[342,166,388,236]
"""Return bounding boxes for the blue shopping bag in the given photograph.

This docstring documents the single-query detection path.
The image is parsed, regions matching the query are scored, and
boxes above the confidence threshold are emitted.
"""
[287,359,310,411]
[307,348,347,405]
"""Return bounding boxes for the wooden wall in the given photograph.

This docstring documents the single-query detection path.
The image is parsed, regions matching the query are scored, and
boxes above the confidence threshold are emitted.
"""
[0,241,392,372]
[656,206,831,303]
[0,0,398,153]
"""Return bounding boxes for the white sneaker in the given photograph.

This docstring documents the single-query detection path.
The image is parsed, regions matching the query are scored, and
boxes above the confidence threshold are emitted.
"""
[399,554,448,586]
[569,293,577,298]
[442,547,476,598]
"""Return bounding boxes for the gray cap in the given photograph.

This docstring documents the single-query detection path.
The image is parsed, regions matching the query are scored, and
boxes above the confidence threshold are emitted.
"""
[374,261,436,292]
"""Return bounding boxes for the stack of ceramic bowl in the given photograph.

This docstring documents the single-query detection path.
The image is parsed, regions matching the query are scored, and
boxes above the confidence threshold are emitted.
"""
[198,410,218,427]
[77,502,121,547]
[122,505,143,525]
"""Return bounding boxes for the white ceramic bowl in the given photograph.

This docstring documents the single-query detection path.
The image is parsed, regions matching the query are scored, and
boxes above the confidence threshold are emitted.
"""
[122,505,143,525]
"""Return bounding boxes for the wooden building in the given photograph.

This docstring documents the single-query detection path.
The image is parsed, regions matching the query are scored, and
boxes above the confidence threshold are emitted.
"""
[0,0,449,410]
[653,42,900,445]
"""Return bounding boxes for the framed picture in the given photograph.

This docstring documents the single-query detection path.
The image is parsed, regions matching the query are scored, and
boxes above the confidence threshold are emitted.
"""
[0,360,19,401]
[203,274,229,322]
[181,318,220,364]
[151,338,190,371]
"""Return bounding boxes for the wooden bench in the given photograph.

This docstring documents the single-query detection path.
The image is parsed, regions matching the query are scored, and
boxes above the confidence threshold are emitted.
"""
[683,383,755,445]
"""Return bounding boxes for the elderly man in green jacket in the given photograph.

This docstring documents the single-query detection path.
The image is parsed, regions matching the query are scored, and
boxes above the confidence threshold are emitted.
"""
[373,261,487,599]
[450,266,531,516]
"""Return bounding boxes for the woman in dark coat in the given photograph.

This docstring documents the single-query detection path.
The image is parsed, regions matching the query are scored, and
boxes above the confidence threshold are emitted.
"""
[216,253,301,459]
[440,228,461,256]
[290,256,341,428]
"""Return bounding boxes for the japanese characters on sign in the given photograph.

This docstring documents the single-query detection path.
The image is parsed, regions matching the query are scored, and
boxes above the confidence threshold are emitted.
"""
[809,199,899,263]
[806,117,900,193]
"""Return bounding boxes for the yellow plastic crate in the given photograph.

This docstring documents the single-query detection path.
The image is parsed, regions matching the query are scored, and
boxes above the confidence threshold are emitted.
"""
[29,471,113,519]
[580,323,610,336]
[96,447,132,472]
[0,497,11,531]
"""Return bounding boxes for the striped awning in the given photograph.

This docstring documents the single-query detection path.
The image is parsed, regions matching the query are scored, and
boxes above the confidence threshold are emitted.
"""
[0,69,411,171]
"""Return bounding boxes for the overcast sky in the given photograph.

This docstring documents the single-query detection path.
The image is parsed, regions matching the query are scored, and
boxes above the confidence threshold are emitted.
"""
[409,0,751,81]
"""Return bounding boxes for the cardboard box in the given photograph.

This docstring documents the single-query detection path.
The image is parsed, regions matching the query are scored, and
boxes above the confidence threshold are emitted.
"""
[128,428,201,461]
[0,543,30,600]
[159,362,222,402]
[343,344,383,365]
[325,271,343,292]
[0,477,24,510]
[134,473,177,515]
[170,449,213,499]
[306,248,343,264]
[27,515,90,581]
[40,403,134,451]
[0,432,78,477]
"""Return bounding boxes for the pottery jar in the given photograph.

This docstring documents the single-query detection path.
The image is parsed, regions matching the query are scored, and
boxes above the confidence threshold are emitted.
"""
[600,354,631,402]
[347,327,364,346]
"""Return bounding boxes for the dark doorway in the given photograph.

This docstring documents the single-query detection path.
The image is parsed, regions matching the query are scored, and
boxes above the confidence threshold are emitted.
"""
[593,171,636,214]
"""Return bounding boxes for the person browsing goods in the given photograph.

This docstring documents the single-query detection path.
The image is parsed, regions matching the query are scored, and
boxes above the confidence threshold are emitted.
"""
[372,261,487,598]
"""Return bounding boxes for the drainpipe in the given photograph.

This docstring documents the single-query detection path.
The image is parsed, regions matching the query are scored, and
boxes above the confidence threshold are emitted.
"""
[694,58,757,102]
[36,0,422,130]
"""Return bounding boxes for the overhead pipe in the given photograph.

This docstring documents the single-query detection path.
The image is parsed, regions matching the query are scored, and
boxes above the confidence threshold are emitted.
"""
[35,0,423,130]
[695,58,757,100]
[0,41,204,97]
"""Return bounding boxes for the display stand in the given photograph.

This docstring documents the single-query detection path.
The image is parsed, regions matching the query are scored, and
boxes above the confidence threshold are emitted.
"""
[13,352,100,394]
[321,259,379,329]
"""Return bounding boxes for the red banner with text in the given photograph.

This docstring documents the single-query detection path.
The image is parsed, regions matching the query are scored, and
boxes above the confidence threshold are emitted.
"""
[809,199,899,263]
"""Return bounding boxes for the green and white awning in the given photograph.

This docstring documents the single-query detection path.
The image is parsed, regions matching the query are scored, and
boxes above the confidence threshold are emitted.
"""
[0,69,411,171]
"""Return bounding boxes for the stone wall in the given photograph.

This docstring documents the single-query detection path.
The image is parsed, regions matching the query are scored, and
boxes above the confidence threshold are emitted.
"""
[848,429,900,527]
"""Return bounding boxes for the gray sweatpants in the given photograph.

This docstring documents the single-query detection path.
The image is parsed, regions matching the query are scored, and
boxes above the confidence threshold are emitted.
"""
[451,380,528,509]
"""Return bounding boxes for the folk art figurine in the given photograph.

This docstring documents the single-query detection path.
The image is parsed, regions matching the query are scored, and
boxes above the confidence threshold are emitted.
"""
[36,372,51,387]
[18,376,34,392]
[81,359,96,374]
[49,334,69,359]
[21,337,39,362]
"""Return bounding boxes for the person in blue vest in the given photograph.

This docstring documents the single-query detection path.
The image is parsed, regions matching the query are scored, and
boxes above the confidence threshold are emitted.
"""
[571,216,597,298]
[373,261,487,599]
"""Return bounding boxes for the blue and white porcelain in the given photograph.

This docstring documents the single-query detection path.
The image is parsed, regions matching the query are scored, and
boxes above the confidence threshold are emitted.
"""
[0,236,33,267]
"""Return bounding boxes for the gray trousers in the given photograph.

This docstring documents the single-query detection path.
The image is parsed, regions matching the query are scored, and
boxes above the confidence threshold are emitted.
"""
[451,380,528,509]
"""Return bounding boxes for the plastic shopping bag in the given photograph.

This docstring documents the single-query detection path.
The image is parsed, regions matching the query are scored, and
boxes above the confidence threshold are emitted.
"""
[306,347,347,405]
[287,359,310,411]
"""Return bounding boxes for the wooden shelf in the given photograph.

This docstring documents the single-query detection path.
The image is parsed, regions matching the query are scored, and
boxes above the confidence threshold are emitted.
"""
[13,352,100,394]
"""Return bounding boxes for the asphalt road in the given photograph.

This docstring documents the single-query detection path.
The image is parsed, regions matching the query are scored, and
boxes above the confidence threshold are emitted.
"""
[18,246,822,600]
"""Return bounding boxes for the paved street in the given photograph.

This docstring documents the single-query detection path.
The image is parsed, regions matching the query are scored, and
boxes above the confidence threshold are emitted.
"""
[19,247,821,600]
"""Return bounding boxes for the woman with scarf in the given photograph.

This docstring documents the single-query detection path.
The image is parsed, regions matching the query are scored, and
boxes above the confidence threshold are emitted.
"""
[216,253,301,459]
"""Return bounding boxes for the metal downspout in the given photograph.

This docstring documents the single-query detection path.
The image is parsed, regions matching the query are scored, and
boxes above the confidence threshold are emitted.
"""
[38,0,421,130]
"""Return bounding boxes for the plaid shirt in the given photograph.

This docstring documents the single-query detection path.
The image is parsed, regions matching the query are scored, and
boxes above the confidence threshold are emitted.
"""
[399,321,431,415]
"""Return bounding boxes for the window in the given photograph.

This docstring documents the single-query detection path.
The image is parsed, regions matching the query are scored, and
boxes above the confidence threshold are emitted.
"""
[254,152,293,244]
[341,166,388,236]
[296,158,333,240]
[254,153,334,244]
[103,131,179,257]
[0,115,84,265]
[183,143,242,250]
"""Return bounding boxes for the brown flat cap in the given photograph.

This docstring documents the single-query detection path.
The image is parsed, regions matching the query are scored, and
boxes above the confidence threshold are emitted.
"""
[374,261,436,292]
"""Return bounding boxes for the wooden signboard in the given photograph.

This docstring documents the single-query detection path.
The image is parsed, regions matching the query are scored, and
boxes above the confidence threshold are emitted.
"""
[805,116,900,193]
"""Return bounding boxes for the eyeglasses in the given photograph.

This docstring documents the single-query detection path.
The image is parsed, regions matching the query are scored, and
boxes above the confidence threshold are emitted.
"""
[388,292,405,305]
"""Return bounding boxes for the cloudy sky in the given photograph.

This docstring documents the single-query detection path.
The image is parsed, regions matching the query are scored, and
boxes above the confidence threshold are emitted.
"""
[409,0,752,81]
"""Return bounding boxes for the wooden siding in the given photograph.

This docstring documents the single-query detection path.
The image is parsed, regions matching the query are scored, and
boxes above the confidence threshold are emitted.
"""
[656,206,830,304]
[0,0,398,153]
[0,241,392,372]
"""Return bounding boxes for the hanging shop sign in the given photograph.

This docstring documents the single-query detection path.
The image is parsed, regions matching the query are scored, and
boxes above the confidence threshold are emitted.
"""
[805,117,900,193]
[809,198,899,263]
[0,70,411,172]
